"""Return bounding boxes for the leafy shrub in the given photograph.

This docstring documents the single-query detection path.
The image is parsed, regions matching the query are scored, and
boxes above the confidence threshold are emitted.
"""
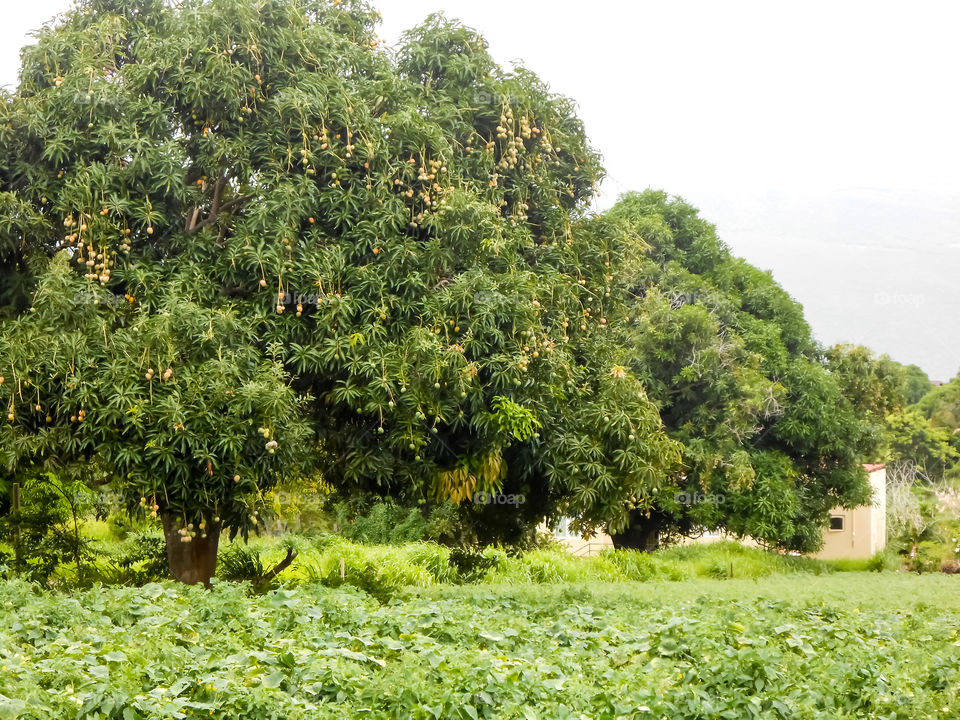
[334,499,469,546]
[218,543,265,582]
[448,547,498,583]
[335,501,427,544]
[99,532,169,585]
[910,540,945,574]
[0,474,95,584]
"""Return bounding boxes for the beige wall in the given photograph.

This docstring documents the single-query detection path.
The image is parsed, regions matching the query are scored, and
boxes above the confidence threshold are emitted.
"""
[812,467,886,560]
[557,533,614,557]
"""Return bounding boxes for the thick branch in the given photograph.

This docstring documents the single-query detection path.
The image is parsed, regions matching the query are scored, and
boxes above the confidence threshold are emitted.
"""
[185,194,250,236]
[210,172,228,216]
[255,547,297,587]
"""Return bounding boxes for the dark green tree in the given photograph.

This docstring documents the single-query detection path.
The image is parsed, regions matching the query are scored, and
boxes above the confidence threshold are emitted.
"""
[824,343,907,459]
[903,363,933,405]
[598,191,875,552]
[885,410,958,481]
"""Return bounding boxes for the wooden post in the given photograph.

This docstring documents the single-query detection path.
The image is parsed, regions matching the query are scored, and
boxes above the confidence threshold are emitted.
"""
[729,561,733,579]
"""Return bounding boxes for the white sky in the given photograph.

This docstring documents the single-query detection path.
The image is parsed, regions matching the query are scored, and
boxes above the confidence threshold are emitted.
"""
[3,1,958,380]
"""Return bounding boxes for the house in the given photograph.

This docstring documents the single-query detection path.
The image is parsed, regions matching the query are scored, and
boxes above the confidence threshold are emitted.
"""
[811,464,887,560]
[550,464,888,559]
[548,517,613,556]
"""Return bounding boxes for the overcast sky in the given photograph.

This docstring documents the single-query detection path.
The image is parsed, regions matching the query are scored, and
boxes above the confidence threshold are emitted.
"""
[3,1,958,380]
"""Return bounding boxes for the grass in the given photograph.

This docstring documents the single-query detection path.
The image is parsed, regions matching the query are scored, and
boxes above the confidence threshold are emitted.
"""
[76,529,902,592]
[11,520,905,592]
[220,537,842,589]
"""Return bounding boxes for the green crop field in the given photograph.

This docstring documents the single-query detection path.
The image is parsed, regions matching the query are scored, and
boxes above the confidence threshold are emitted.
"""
[1,572,958,719]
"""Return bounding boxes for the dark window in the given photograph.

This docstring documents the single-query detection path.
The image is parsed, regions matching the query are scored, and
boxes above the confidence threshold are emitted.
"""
[829,516,844,531]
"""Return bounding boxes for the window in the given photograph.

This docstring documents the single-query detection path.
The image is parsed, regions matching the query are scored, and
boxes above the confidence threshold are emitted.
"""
[554,517,576,539]
[829,516,844,531]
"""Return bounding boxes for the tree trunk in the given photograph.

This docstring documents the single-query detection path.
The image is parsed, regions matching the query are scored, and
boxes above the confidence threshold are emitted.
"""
[609,509,674,552]
[610,522,662,552]
[161,514,221,587]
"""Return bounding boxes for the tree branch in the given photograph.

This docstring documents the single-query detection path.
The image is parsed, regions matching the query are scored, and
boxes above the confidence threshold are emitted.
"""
[185,195,250,236]
[255,547,297,587]
[184,171,249,236]
[210,172,228,216]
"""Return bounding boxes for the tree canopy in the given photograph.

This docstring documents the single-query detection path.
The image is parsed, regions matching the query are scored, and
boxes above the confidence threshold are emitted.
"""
[600,192,876,552]
[0,0,684,579]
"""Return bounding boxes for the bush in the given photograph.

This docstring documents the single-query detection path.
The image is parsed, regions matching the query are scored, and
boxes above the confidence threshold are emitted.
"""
[448,547,498,583]
[100,532,169,585]
[335,500,437,544]
[218,543,265,582]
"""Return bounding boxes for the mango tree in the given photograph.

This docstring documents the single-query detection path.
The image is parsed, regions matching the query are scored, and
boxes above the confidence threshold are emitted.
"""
[603,191,875,552]
[0,258,310,584]
[0,0,682,580]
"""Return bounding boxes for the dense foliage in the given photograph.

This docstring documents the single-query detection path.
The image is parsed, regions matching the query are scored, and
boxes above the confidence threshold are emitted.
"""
[914,375,960,442]
[594,192,875,551]
[0,0,922,569]
[0,0,681,578]
[903,363,934,405]
[1,573,959,719]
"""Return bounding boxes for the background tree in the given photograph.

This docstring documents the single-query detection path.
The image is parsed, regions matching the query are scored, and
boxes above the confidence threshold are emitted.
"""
[884,410,959,482]
[914,375,960,434]
[599,191,875,552]
[824,343,907,458]
[903,363,934,405]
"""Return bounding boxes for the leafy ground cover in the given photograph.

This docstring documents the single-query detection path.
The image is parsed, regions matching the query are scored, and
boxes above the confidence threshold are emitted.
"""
[1,572,958,719]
